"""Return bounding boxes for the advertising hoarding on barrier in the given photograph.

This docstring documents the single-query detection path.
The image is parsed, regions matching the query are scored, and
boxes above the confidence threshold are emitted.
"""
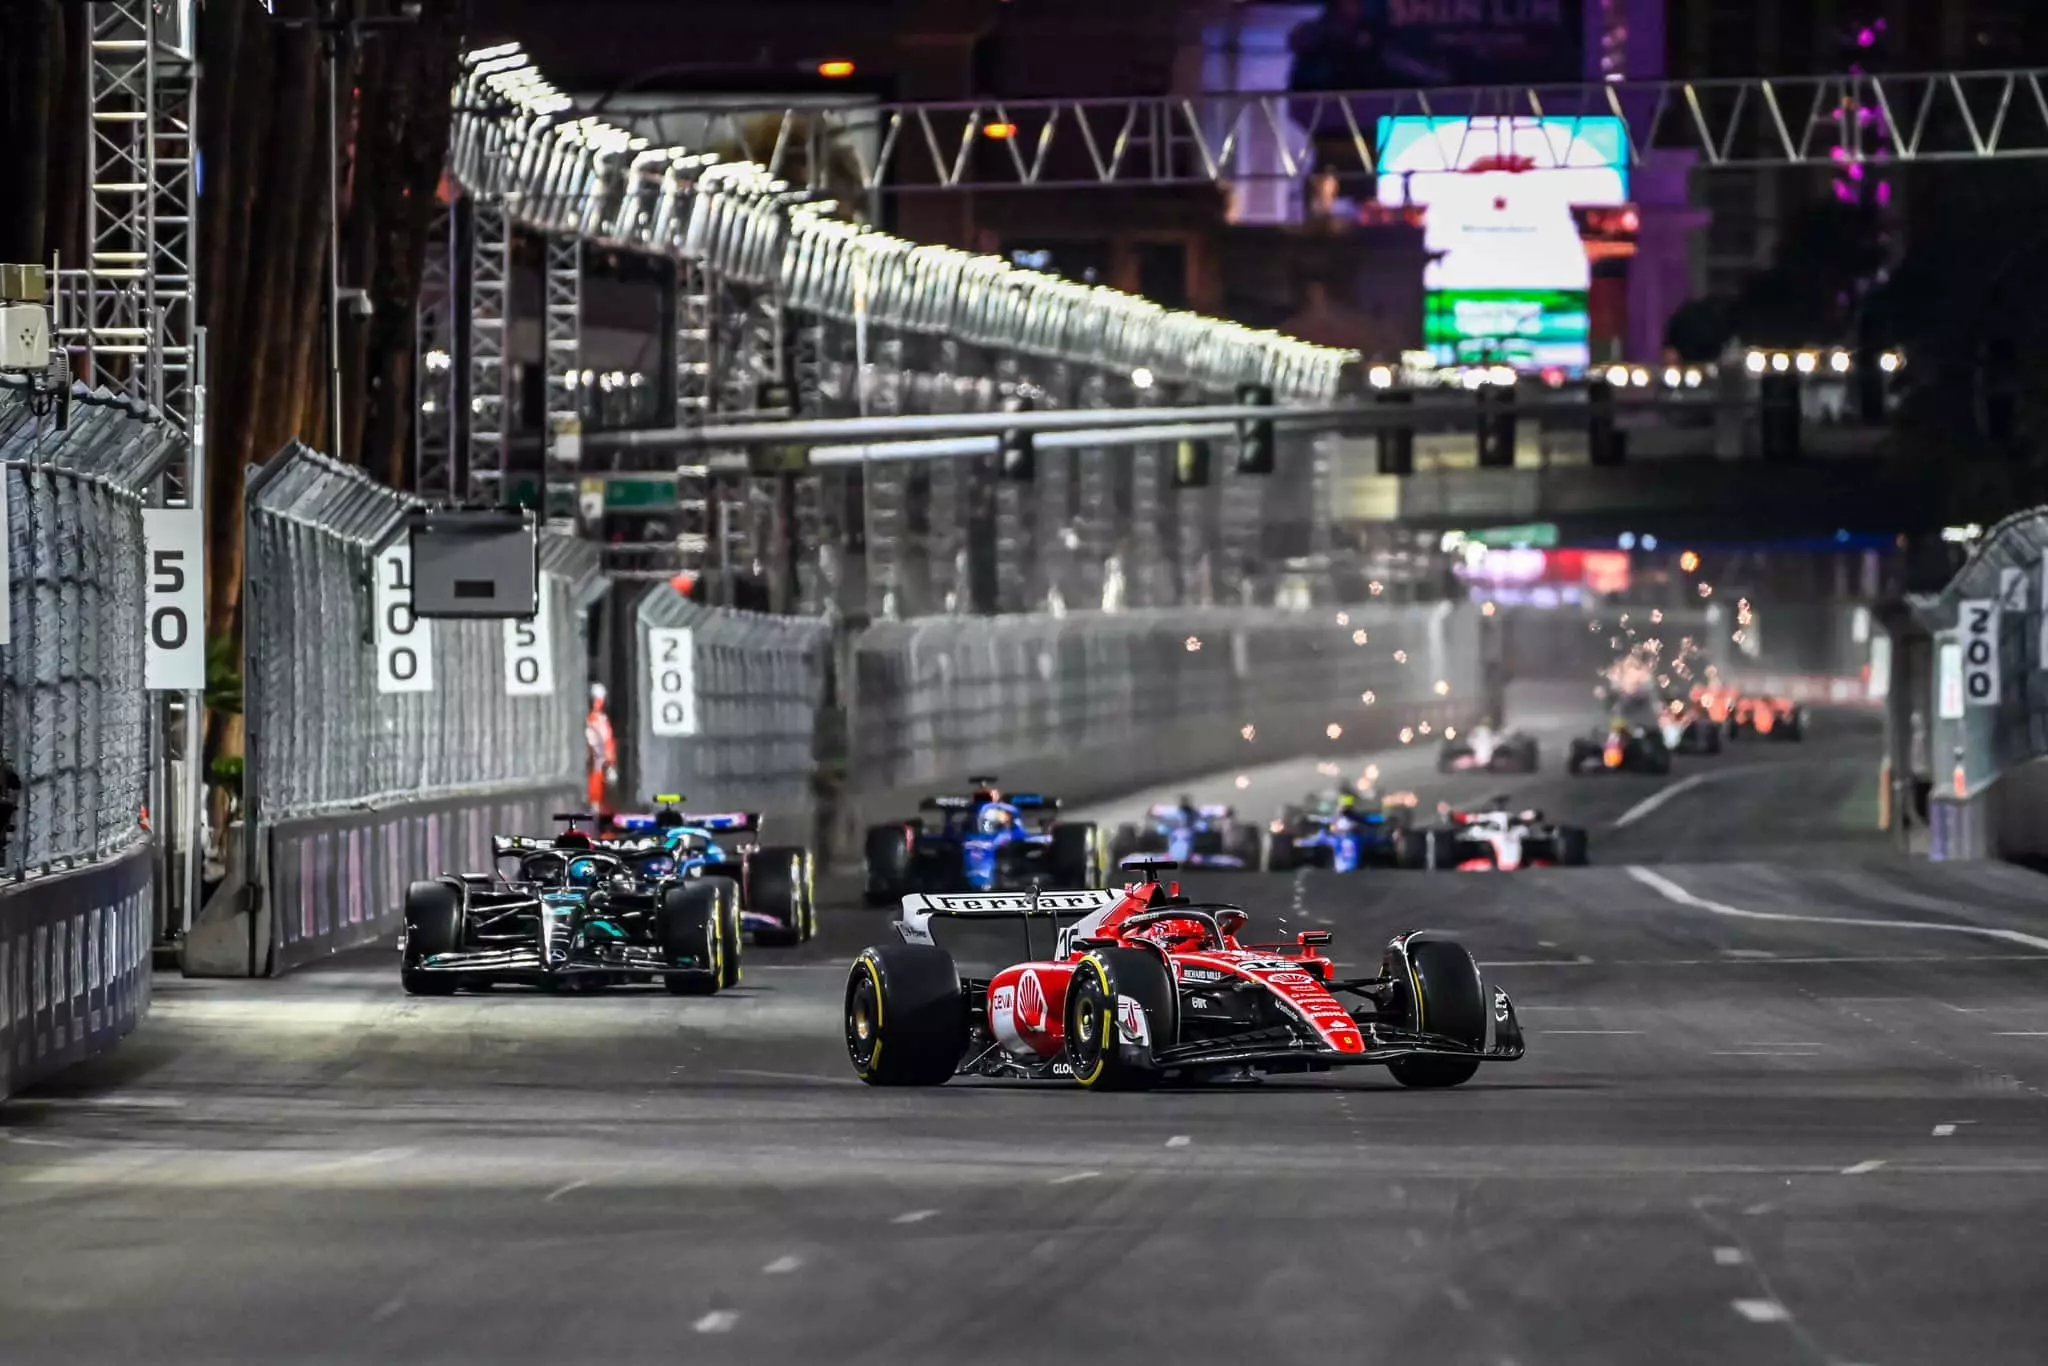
[0,845,154,1101]
[1937,637,1965,719]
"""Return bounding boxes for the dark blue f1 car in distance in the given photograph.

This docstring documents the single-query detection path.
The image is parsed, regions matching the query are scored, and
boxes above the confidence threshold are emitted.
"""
[864,776,1103,904]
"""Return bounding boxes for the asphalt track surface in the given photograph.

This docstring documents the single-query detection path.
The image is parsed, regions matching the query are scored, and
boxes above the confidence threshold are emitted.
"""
[7,692,2048,1365]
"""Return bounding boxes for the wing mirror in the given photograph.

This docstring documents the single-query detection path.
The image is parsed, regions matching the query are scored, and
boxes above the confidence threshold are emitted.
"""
[1296,930,1332,947]
[1216,909,1249,936]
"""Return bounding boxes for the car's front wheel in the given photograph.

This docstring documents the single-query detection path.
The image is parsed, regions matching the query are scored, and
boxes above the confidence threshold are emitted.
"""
[1064,947,1176,1091]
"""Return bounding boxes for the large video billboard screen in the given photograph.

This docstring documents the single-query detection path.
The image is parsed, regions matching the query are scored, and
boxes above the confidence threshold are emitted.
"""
[1376,116,1629,370]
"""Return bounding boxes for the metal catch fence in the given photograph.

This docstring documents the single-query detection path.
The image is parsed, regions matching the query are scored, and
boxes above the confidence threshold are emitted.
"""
[0,380,181,875]
[631,590,833,834]
[0,377,179,1098]
[243,442,605,822]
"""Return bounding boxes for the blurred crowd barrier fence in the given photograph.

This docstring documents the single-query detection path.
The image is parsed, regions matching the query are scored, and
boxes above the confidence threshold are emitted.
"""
[0,378,179,1098]
[184,442,609,977]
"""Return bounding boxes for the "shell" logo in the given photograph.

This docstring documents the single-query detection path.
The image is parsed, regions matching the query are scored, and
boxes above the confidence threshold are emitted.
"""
[1016,970,1049,1032]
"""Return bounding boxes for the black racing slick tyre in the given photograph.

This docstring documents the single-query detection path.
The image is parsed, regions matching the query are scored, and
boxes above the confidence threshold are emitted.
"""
[400,880,464,996]
[660,883,724,996]
[1064,948,1177,1091]
[1555,826,1590,867]
[1266,832,1296,872]
[1050,822,1101,888]
[717,885,744,989]
[864,824,915,907]
[845,943,969,1086]
[1386,935,1486,1089]
[749,847,807,948]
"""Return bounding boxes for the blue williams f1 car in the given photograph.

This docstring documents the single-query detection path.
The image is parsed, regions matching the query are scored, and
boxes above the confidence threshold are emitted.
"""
[864,776,1103,905]
[1108,798,1264,870]
[1268,791,1422,872]
[604,796,816,946]
[400,815,742,996]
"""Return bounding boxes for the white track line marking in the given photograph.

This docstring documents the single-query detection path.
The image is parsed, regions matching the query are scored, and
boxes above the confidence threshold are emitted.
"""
[1626,866,2048,952]
[693,1311,739,1334]
[892,1209,939,1224]
[1165,1135,1191,1148]
[1731,1299,1791,1324]
[1713,1246,1748,1266]
[1049,1170,1101,1185]
[1743,1203,1775,1216]
[1933,1125,1957,1137]
[1540,1030,1643,1035]
[369,1297,407,1324]
[1613,773,1713,828]
[763,1255,802,1275]
[1996,1031,2048,1037]
[1841,1159,1887,1175]
[544,1178,588,1203]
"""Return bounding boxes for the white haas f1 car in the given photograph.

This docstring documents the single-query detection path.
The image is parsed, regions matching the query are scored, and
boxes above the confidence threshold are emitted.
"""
[1401,799,1589,871]
[843,861,1525,1090]
[1437,723,1540,774]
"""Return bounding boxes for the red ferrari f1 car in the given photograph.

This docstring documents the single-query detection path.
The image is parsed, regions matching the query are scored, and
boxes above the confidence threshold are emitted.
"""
[844,861,1525,1090]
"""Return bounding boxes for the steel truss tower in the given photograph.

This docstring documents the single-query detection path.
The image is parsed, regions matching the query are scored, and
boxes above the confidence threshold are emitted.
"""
[464,196,512,502]
[61,0,198,497]
[413,203,458,499]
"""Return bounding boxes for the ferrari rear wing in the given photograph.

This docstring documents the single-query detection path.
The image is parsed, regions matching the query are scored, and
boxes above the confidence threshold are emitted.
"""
[897,889,1123,966]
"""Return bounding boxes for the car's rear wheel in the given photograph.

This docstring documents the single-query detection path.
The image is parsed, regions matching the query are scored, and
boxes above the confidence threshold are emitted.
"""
[846,943,968,1086]
[1050,822,1101,888]
[1064,948,1176,1091]
[1555,826,1590,866]
[660,883,724,996]
[749,848,807,948]
[1265,831,1296,872]
[864,823,916,907]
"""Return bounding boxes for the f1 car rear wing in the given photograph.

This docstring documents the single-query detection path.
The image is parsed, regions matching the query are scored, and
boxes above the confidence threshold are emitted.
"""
[610,810,761,836]
[1147,803,1232,820]
[897,889,1124,967]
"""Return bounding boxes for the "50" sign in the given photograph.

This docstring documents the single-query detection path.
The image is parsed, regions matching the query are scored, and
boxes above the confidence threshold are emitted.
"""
[143,508,205,691]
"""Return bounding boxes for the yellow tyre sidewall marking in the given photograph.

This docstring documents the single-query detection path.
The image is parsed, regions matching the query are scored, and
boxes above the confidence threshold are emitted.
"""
[856,954,886,1078]
[1074,956,1112,1086]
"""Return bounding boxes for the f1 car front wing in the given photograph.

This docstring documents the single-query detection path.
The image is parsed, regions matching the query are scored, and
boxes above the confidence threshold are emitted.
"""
[1149,986,1527,1071]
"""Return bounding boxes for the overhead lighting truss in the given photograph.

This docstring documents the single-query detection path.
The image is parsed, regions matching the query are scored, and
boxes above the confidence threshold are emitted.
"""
[645,67,2048,192]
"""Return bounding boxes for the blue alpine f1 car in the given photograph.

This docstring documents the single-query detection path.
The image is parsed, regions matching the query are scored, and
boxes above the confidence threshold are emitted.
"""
[1108,799,1264,870]
[605,796,816,945]
[1268,791,1423,872]
[864,776,1103,905]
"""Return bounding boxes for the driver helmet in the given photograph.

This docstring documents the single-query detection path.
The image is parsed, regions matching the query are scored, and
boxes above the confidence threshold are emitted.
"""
[1137,917,1211,954]
[566,856,602,888]
[978,805,1013,835]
